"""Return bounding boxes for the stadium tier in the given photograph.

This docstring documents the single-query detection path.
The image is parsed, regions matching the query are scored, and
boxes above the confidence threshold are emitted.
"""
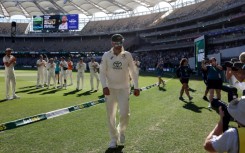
[0,0,245,69]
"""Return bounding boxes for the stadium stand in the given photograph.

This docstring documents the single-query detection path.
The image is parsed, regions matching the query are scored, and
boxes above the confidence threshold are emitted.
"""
[0,0,245,69]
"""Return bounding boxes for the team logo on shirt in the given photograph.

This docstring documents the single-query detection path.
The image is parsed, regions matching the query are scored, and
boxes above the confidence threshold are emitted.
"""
[113,61,122,69]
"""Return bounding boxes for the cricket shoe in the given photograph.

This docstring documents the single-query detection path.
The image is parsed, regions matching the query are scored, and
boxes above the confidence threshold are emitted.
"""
[13,94,20,99]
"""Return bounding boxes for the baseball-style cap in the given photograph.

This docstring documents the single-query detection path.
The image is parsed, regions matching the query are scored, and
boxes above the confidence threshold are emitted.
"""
[5,48,13,51]
[228,97,245,125]
[111,34,124,46]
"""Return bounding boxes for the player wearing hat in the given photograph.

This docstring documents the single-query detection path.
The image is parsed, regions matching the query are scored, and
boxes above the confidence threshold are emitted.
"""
[100,34,140,148]
[67,57,73,85]
[36,54,46,88]
[76,58,86,90]
[59,56,68,89]
[47,58,56,89]
[3,48,20,100]
[88,57,100,91]
[204,97,245,153]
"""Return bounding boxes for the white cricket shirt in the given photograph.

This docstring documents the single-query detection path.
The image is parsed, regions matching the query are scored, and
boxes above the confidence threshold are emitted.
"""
[76,62,86,73]
[100,48,138,89]
[89,62,99,73]
[3,55,15,74]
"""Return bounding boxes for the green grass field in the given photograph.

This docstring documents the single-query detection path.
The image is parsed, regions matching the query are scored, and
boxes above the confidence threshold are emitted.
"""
[0,70,234,153]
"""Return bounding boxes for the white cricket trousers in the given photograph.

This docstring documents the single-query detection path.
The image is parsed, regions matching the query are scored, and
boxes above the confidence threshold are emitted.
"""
[77,72,84,90]
[37,69,44,86]
[105,88,130,142]
[67,70,73,84]
[5,72,16,98]
[44,69,48,84]
[48,72,56,88]
[90,72,99,90]
[60,71,67,87]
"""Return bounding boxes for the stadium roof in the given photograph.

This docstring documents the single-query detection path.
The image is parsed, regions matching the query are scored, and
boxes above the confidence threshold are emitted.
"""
[0,0,177,17]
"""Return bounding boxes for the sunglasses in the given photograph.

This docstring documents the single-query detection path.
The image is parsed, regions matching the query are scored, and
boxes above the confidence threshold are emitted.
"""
[112,41,123,46]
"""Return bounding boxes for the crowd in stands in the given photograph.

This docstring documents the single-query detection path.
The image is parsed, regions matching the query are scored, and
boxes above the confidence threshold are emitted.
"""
[81,12,165,34]
[80,0,244,35]
[154,0,244,27]
[135,50,193,71]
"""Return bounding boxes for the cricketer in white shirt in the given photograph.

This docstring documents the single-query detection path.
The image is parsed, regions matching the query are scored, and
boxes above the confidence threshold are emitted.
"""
[76,58,87,90]
[36,55,46,88]
[43,57,49,86]
[3,48,19,100]
[88,58,100,91]
[47,58,56,89]
[99,34,140,148]
[59,57,68,89]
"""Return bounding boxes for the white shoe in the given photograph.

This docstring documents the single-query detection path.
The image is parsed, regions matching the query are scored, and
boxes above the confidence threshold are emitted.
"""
[119,134,125,144]
[6,96,12,100]
[13,94,20,99]
[109,140,117,148]
[208,103,211,108]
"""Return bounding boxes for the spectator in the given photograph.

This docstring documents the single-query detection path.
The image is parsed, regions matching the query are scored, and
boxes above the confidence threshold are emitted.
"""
[88,57,100,91]
[202,57,223,108]
[176,58,193,101]
[204,97,245,153]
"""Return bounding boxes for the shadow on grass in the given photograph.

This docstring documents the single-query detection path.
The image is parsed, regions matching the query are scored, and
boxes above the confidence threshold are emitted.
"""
[98,94,105,99]
[77,90,91,97]
[27,88,48,94]
[188,88,197,92]
[16,88,36,93]
[18,85,36,89]
[40,89,60,95]
[63,89,80,96]
[0,99,8,103]
[105,145,124,153]
[158,86,166,91]
[182,101,210,113]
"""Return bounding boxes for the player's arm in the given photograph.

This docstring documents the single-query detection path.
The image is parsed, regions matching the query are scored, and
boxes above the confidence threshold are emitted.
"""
[99,53,109,95]
[4,56,16,67]
[201,60,207,70]
[225,67,232,80]
[204,107,224,152]
[216,64,223,70]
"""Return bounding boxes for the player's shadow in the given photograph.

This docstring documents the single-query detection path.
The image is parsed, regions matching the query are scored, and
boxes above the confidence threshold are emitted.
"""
[77,90,91,97]
[182,101,209,113]
[90,90,98,93]
[16,88,36,93]
[188,88,197,92]
[105,145,124,153]
[19,85,36,89]
[41,89,60,95]
[0,99,8,103]
[158,86,166,91]
[98,95,105,99]
[27,88,48,94]
[63,89,80,96]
